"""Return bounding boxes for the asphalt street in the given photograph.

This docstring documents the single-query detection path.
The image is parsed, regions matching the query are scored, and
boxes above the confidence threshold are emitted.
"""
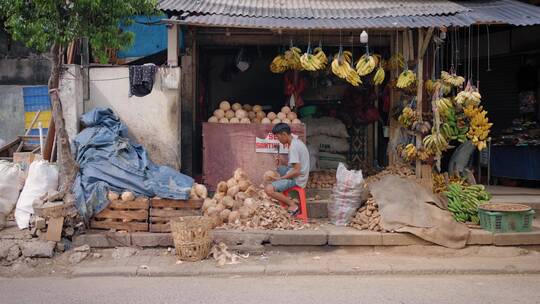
[1,274,538,304]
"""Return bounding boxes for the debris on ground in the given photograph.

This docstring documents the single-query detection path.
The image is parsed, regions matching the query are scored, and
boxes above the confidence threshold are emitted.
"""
[350,196,387,232]
[364,164,415,186]
[210,242,243,267]
[112,247,138,259]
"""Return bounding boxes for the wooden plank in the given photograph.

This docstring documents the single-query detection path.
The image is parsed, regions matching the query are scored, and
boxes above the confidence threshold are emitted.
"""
[108,198,149,210]
[17,110,41,152]
[181,38,195,175]
[408,29,414,61]
[150,209,201,218]
[415,28,425,177]
[91,220,148,232]
[44,217,64,242]
[150,198,203,209]
[43,119,55,161]
[94,209,148,221]
[421,164,433,189]
[420,27,435,58]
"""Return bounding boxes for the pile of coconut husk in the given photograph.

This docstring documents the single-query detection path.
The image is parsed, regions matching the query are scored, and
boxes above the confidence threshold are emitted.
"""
[364,163,415,186]
[203,168,305,230]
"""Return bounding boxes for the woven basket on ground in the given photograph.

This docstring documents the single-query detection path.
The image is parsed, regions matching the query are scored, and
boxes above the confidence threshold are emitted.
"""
[170,216,213,262]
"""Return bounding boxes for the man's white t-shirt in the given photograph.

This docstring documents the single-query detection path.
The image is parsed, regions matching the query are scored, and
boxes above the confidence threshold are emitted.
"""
[287,137,310,188]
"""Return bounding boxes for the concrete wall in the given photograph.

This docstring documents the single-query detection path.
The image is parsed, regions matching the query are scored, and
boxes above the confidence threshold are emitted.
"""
[87,66,181,168]
[59,65,84,141]
[0,85,25,144]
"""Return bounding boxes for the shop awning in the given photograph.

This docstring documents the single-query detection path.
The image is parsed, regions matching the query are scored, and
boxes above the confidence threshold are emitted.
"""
[159,0,540,29]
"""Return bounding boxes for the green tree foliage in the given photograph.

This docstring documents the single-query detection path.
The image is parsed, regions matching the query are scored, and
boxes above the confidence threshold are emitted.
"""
[0,0,158,63]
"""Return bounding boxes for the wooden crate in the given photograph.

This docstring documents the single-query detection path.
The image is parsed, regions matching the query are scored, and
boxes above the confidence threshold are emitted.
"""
[91,197,149,232]
[149,198,203,233]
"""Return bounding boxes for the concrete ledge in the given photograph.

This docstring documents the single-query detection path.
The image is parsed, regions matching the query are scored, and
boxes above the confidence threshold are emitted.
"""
[131,232,173,247]
[307,201,329,218]
[381,232,432,246]
[270,230,327,245]
[327,226,382,246]
[72,232,131,248]
[467,229,493,245]
[493,230,540,246]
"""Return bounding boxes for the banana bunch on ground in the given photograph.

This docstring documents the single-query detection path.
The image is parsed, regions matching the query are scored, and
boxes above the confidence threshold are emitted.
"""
[355,54,378,76]
[331,51,361,86]
[445,183,491,224]
[441,71,465,88]
[284,47,303,70]
[464,105,492,151]
[434,97,454,118]
[373,65,385,85]
[397,70,416,89]
[398,106,417,128]
[422,131,448,154]
[455,86,482,107]
[270,54,288,73]
[387,53,405,70]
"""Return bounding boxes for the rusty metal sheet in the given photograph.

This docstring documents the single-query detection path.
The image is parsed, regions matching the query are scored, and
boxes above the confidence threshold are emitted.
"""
[202,123,306,191]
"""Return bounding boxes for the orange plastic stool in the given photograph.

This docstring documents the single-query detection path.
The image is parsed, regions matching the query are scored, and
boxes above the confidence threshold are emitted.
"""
[281,186,308,223]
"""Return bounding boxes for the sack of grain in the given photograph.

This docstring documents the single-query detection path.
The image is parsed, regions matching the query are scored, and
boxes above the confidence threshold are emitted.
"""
[308,135,350,153]
[304,117,349,138]
[318,152,347,170]
[328,163,365,226]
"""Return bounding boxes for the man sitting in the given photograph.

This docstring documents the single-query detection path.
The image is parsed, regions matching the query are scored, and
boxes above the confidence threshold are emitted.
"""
[264,123,310,215]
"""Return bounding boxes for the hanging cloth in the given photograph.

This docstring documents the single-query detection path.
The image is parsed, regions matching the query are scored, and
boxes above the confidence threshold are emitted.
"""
[129,64,158,97]
[284,71,306,109]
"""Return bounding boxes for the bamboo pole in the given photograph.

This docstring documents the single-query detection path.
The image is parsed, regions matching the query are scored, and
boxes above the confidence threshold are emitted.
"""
[415,28,425,177]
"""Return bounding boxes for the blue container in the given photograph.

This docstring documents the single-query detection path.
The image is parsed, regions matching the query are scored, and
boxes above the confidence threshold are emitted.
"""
[27,128,49,145]
[23,86,51,112]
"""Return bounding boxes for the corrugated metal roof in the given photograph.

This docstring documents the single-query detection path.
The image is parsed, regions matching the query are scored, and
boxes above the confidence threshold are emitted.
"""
[159,0,469,19]
[159,0,540,29]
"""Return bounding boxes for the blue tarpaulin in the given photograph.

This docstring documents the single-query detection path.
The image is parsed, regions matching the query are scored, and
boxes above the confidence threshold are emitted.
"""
[72,107,193,223]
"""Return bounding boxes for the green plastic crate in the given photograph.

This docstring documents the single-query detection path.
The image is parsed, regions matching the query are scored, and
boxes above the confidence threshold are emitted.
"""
[478,208,535,233]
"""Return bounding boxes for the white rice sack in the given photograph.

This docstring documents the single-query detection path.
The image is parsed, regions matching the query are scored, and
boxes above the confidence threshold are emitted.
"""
[304,117,349,138]
[308,135,350,153]
[0,161,25,215]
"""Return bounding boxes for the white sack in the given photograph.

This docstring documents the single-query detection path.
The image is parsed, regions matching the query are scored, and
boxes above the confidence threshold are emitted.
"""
[328,163,365,226]
[304,117,349,138]
[318,152,348,170]
[0,161,25,215]
[308,135,350,153]
[15,160,59,229]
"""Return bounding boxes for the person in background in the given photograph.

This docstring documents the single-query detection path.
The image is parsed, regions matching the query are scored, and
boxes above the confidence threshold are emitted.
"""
[264,123,310,215]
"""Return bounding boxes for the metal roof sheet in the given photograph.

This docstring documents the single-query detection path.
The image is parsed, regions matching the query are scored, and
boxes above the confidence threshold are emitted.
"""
[159,0,540,29]
[159,0,470,19]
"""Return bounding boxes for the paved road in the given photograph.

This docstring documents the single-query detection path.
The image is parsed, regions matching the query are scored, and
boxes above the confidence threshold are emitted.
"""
[1,275,538,304]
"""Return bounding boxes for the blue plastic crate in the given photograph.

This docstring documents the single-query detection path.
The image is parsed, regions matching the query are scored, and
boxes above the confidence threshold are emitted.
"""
[23,86,49,96]
[26,128,49,145]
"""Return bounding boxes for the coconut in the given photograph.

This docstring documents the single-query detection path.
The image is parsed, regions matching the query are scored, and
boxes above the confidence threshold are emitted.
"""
[190,188,199,199]
[263,170,280,182]
[232,199,243,211]
[238,180,251,191]
[248,111,256,119]
[243,104,253,111]
[282,118,292,124]
[214,192,225,200]
[216,181,228,194]
[215,203,226,212]
[232,103,242,111]
[222,196,235,209]
[121,191,135,201]
[271,118,282,124]
[206,206,219,216]
[256,111,266,119]
[202,198,217,211]
[107,191,120,201]
[239,206,250,219]
[219,118,229,123]
[229,117,240,123]
[253,105,263,112]
[240,118,251,124]
[243,198,256,209]
[261,118,271,124]
[235,109,247,119]
[225,110,235,119]
[252,118,262,124]
[194,184,208,199]
[267,112,277,120]
[219,101,231,111]
[235,192,248,202]
[228,211,240,223]
[226,178,237,188]
[277,112,287,120]
[220,209,232,222]
[292,118,301,124]
[245,185,258,197]
[233,168,248,181]
[227,185,240,197]
[214,109,225,118]
[208,116,219,123]
[281,106,291,114]
[287,112,297,120]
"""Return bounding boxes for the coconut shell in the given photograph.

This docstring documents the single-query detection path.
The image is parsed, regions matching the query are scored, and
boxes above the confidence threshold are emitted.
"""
[235,192,248,202]
[222,196,235,208]
[248,111,256,119]
[219,118,229,123]
[287,112,297,120]
[219,101,231,111]
[194,184,208,199]
[213,109,225,119]
[107,191,120,201]
[202,198,217,211]
[256,111,266,119]
[121,191,135,201]
[245,186,258,197]
[225,110,235,119]
[243,104,253,111]
[263,170,280,182]
[226,178,237,188]
[232,103,242,111]
[238,180,251,191]
[220,209,232,221]
[235,109,247,119]
[207,206,219,216]
[267,112,277,120]
[229,117,240,123]
[239,206,250,219]
[215,203,226,212]
[271,118,282,124]
[277,112,287,120]
[228,211,240,223]
[227,185,240,197]
[208,116,219,123]
[240,118,251,124]
[253,105,262,113]
[190,188,199,199]
[213,192,225,200]
[292,118,301,124]
[232,199,243,211]
[233,168,248,181]
[243,198,255,209]
[281,106,291,114]
[282,118,291,124]
[261,118,271,124]
[216,181,228,194]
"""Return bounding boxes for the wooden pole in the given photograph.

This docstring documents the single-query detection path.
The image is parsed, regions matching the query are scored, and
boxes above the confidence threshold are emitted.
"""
[415,28,425,177]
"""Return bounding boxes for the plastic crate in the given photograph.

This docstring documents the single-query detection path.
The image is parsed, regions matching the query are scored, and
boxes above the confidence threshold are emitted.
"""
[25,111,52,129]
[26,128,48,145]
[479,208,535,233]
[23,86,49,96]
[23,86,51,112]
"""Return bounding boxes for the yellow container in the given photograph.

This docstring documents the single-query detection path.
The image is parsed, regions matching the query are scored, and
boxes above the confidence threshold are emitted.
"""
[25,111,52,129]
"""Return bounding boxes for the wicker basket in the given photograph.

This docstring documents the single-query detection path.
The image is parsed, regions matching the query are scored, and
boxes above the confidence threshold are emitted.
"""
[170,216,213,262]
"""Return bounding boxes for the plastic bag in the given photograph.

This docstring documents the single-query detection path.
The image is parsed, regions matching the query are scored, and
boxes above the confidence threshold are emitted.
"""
[15,160,59,229]
[328,163,365,226]
[0,161,25,215]
[161,67,179,90]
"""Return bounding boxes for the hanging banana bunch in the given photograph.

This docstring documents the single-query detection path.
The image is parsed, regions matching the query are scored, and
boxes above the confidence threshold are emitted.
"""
[270,54,288,73]
[355,53,378,76]
[441,70,465,88]
[434,97,454,118]
[313,47,328,68]
[284,46,303,71]
[464,105,492,151]
[300,44,327,72]
[331,49,361,86]
[396,70,416,89]
[422,131,449,154]
[455,82,482,107]
[398,106,417,129]
[387,53,405,70]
